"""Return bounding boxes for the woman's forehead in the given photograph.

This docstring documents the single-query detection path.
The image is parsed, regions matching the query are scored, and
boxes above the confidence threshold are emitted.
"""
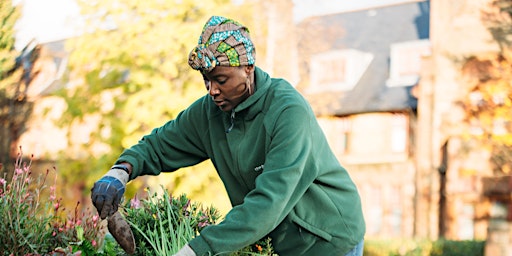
[204,66,241,77]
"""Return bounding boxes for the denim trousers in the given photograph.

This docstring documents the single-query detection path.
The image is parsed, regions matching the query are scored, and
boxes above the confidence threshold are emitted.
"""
[343,239,364,256]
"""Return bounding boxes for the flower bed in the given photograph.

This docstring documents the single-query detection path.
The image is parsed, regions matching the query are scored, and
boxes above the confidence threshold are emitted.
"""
[122,186,278,255]
[0,150,277,255]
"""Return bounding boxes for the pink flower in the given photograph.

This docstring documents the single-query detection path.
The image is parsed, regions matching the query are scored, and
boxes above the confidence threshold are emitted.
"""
[130,196,141,209]
[0,178,5,186]
[92,240,97,247]
[198,221,208,228]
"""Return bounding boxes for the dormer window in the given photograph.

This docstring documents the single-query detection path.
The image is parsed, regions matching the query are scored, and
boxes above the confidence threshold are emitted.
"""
[308,49,373,93]
[386,39,431,87]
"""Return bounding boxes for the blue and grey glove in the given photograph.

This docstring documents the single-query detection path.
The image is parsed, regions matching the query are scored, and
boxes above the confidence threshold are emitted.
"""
[91,166,130,219]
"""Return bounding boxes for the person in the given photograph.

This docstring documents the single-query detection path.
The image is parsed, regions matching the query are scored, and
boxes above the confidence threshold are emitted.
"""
[91,15,365,256]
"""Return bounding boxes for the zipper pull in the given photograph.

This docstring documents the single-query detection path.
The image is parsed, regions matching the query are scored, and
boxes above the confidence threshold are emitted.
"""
[225,110,235,133]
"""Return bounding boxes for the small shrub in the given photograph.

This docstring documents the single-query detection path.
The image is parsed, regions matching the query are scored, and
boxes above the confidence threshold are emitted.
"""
[0,151,64,255]
[430,239,485,256]
[363,238,485,256]
[0,149,113,255]
[123,186,277,255]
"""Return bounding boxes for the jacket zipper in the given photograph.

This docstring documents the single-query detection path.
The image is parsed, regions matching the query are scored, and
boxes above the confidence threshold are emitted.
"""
[225,109,235,133]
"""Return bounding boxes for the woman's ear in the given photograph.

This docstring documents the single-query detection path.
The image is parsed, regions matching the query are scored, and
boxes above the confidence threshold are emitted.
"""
[245,65,255,75]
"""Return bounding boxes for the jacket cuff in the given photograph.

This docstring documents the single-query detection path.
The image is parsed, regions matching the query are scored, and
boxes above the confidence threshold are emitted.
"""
[188,236,212,256]
[116,156,139,180]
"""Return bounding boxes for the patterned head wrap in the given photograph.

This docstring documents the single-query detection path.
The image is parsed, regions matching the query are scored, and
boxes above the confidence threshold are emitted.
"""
[188,16,256,72]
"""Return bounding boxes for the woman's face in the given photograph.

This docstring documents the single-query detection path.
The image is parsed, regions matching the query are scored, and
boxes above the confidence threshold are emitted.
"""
[203,65,254,112]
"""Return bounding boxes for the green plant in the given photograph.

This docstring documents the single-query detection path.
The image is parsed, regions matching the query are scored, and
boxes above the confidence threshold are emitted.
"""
[0,150,63,255]
[124,189,201,255]
[123,186,277,255]
[229,237,277,256]
[50,201,125,255]
[363,238,485,256]
[430,239,485,256]
[0,149,114,255]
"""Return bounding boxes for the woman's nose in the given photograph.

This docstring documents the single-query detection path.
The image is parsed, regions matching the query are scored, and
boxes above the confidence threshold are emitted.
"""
[208,82,220,95]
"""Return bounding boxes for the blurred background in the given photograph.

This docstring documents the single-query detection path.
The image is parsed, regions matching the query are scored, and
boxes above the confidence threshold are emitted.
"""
[1,0,512,254]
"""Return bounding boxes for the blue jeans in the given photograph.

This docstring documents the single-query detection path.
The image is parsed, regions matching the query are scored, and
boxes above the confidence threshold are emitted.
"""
[344,239,364,256]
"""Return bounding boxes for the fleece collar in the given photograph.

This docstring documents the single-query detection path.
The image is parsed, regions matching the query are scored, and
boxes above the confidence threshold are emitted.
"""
[232,66,271,119]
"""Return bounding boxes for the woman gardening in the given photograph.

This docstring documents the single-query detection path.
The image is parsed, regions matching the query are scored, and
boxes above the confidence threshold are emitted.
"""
[91,16,365,256]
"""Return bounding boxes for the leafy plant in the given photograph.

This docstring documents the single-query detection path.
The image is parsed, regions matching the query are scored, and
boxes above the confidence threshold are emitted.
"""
[0,149,116,255]
[363,238,485,256]
[457,0,512,175]
[0,148,276,255]
[123,186,277,255]
[0,150,63,255]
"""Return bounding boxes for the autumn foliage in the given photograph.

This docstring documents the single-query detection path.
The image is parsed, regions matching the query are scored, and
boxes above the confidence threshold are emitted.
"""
[459,0,512,174]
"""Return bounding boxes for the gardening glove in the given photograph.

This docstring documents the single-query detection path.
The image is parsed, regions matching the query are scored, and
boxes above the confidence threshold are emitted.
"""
[174,244,196,256]
[91,166,129,219]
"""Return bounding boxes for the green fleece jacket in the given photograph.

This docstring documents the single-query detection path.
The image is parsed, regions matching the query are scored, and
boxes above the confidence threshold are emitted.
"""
[116,67,365,255]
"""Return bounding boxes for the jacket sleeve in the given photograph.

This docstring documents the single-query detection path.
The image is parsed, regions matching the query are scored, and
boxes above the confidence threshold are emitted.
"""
[115,99,210,179]
[189,102,320,255]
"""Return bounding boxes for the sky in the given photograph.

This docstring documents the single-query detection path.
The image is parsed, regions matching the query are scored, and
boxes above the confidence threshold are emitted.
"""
[14,0,419,50]
[14,0,81,50]
[292,0,419,22]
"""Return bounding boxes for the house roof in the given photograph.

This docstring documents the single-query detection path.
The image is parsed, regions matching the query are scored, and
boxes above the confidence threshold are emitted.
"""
[22,39,68,99]
[299,1,430,116]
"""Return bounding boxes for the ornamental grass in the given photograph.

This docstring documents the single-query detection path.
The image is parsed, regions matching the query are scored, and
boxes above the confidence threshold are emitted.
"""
[0,149,277,255]
[0,148,120,255]
[123,186,278,256]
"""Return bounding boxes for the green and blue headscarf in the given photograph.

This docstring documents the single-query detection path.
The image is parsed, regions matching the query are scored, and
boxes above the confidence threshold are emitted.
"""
[188,16,256,72]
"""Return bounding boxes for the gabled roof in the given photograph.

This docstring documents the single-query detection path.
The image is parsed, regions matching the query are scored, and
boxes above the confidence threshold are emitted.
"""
[299,1,430,116]
[22,39,68,99]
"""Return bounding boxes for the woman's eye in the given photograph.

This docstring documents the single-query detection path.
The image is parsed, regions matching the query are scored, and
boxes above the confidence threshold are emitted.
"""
[217,79,227,84]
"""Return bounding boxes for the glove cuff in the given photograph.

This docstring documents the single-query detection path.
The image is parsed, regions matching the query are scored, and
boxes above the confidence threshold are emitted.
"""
[103,168,129,185]
[175,244,196,256]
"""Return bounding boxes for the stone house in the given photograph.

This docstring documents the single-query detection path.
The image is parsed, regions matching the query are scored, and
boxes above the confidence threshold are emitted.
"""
[298,0,510,252]
[19,39,69,158]
[297,0,430,239]
[425,0,508,254]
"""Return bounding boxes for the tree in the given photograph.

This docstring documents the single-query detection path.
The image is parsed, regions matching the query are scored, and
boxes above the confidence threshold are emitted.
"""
[481,0,512,50]
[55,0,258,211]
[459,0,512,174]
[0,1,35,180]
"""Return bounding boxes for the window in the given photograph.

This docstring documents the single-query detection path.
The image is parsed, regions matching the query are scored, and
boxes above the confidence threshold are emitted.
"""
[318,58,346,85]
[387,40,431,87]
[333,117,351,154]
[366,185,383,235]
[389,186,403,236]
[458,203,475,239]
[391,114,407,153]
[317,117,351,155]
[309,49,373,93]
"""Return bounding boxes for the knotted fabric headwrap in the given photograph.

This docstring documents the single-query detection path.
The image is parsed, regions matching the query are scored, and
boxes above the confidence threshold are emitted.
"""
[188,16,256,72]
